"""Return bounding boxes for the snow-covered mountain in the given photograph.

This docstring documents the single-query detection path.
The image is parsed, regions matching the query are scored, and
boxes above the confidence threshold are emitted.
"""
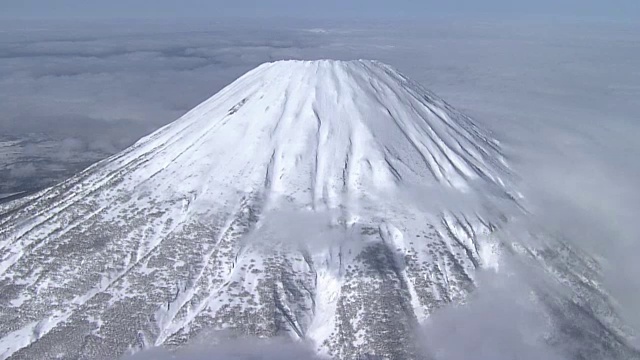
[0,60,636,359]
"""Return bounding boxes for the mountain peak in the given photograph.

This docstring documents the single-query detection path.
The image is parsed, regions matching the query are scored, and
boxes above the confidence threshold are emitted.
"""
[254,58,386,70]
[116,59,511,214]
[0,60,522,360]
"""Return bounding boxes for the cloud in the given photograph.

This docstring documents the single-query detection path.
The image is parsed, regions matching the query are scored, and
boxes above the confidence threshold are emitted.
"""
[418,268,564,360]
[239,208,360,256]
[512,121,640,345]
[0,21,331,143]
[8,163,37,178]
[1,17,639,357]
[124,331,320,360]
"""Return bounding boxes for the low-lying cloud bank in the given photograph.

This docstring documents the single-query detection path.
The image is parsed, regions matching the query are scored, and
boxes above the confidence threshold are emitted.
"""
[125,333,321,360]
[419,271,564,360]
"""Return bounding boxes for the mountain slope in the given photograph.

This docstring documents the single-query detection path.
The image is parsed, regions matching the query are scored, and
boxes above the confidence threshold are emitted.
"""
[0,60,636,360]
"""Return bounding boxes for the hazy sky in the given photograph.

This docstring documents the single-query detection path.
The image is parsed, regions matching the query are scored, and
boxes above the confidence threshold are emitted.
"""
[2,0,639,19]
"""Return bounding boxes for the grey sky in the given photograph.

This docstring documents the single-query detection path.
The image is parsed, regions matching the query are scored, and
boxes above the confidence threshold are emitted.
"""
[2,0,639,19]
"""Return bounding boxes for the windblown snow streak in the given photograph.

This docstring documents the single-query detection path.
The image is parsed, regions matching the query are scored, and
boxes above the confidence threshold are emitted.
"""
[0,60,636,359]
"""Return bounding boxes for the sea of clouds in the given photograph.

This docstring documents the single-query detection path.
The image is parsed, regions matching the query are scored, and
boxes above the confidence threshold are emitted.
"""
[1,17,639,359]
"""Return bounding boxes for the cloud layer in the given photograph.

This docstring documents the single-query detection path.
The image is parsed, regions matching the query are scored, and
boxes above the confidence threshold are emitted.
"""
[2,17,639,356]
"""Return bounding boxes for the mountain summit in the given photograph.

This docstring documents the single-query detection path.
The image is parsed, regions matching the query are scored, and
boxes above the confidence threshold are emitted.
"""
[0,60,636,360]
[95,59,512,208]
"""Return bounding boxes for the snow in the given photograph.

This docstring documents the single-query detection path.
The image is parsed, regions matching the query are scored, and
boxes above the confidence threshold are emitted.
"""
[96,59,512,215]
[0,60,520,359]
[0,311,71,360]
[307,254,341,350]
[0,321,40,360]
